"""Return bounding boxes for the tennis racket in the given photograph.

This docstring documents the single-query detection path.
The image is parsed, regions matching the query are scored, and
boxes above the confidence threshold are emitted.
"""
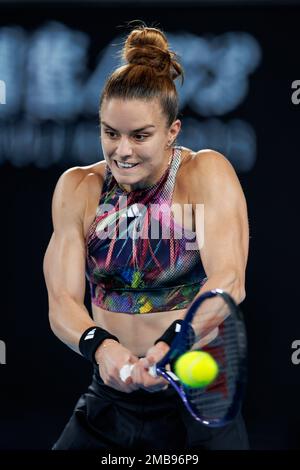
[120,289,247,427]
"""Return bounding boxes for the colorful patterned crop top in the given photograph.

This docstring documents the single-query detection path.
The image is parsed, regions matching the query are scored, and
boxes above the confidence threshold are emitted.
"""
[85,146,207,314]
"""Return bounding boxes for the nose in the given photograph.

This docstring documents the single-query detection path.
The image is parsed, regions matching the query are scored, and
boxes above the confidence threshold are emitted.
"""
[115,136,133,158]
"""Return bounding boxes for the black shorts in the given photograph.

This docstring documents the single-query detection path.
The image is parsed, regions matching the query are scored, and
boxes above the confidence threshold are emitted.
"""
[52,366,249,451]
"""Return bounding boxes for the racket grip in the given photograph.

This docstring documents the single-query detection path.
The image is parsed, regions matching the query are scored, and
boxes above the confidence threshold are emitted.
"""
[119,364,134,382]
[119,363,158,381]
[148,365,157,377]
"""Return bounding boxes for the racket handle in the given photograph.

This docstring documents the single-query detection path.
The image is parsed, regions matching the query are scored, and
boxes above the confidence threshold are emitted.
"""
[119,364,134,382]
[119,363,158,382]
[148,365,157,377]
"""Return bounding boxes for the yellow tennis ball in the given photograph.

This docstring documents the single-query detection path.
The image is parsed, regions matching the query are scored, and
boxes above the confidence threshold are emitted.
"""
[174,351,219,388]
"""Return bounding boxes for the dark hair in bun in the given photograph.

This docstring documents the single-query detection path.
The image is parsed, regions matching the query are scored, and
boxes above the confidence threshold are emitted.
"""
[99,24,184,127]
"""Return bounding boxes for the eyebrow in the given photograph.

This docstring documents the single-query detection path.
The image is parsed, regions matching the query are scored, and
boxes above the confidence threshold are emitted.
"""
[101,121,156,132]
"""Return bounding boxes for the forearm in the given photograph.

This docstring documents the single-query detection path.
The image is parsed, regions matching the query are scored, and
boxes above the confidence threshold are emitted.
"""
[154,270,245,350]
[186,269,245,344]
[196,269,246,305]
[48,293,97,354]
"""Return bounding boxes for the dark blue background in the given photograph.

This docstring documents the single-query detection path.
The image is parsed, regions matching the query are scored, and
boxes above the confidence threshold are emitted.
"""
[0,2,299,450]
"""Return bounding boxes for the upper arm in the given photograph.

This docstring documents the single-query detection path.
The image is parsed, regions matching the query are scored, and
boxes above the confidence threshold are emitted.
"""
[43,167,88,308]
[192,150,249,283]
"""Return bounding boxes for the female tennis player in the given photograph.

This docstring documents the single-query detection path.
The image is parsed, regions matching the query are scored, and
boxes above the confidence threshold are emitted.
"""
[43,24,249,450]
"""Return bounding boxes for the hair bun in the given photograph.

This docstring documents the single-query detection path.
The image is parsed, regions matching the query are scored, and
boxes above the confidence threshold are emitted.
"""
[122,26,182,81]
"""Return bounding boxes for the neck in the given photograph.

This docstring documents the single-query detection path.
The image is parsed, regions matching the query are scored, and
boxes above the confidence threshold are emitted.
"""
[118,147,174,193]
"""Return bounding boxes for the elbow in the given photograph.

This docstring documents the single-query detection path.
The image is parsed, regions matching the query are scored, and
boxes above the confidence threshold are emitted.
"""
[221,267,245,305]
[47,292,70,335]
[47,290,84,334]
[237,285,246,304]
[226,268,246,305]
[233,277,246,305]
[48,301,62,336]
[222,269,246,305]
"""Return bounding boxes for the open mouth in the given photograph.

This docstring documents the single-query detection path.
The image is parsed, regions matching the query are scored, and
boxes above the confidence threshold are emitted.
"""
[114,161,140,170]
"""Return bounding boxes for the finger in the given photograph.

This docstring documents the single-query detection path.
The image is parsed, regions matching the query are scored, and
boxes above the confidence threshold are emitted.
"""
[130,366,155,389]
[141,374,168,390]
[130,362,146,386]
[119,364,134,382]
[141,356,156,367]
[132,360,164,388]
[105,371,138,393]
[124,378,140,392]
[112,378,139,393]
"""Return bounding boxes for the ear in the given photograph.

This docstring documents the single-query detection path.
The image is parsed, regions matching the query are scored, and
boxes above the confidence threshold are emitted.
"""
[168,119,181,143]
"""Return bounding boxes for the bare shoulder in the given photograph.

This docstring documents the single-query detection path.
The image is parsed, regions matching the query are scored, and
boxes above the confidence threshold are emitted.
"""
[187,148,235,174]
[56,161,105,199]
[181,148,243,203]
[52,161,106,230]
[64,161,105,189]
[180,146,230,170]
[77,160,106,202]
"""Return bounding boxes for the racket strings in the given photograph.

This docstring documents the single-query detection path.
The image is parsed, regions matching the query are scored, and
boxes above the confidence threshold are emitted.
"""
[184,312,245,421]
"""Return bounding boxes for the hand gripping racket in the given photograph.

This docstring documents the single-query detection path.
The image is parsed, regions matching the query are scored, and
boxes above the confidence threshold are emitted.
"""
[120,289,247,427]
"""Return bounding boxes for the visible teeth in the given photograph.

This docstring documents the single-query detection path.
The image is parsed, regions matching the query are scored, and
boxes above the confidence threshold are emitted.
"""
[117,161,138,168]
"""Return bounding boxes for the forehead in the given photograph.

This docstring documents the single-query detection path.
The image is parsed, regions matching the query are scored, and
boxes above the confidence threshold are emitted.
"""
[101,98,165,130]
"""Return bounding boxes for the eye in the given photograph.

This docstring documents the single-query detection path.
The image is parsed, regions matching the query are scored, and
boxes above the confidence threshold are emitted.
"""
[104,130,118,139]
[134,134,147,141]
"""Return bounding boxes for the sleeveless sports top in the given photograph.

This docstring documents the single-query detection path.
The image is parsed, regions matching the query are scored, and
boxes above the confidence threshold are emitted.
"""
[85,146,207,313]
